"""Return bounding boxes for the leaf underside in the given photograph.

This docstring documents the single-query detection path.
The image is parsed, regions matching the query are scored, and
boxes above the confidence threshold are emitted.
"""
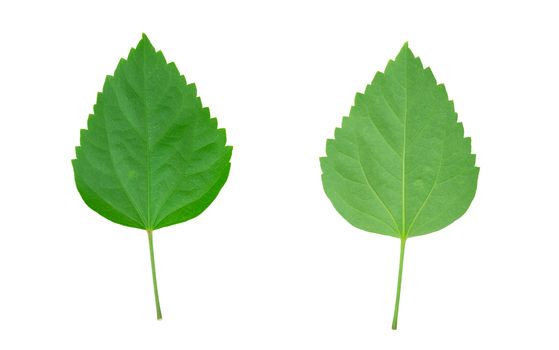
[320,43,478,238]
[72,35,232,231]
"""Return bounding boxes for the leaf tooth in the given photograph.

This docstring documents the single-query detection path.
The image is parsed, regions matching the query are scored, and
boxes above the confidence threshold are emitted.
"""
[325,138,336,153]
[319,157,330,175]
[424,66,442,88]
[185,83,204,110]
[384,59,396,72]
[456,122,465,138]
[354,91,365,101]
[125,47,136,61]
[340,116,351,129]
[178,74,187,84]
[73,146,81,161]
[198,104,210,118]
[115,57,128,74]
[80,120,106,153]
[185,82,198,96]
[100,75,115,95]
[463,136,472,154]
[447,110,458,125]
[205,116,216,128]
[405,43,422,63]
[85,113,97,131]
[333,127,343,141]
[334,123,358,150]
[351,93,367,116]
[215,127,227,147]
[155,49,168,65]
[447,99,456,113]
[216,126,228,134]
[414,55,425,70]
[225,145,233,158]
[435,83,451,106]
[469,154,477,167]
[91,92,104,115]
[167,62,180,78]
[194,98,205,112]
[365,71,385,95]
[79,128,89,143]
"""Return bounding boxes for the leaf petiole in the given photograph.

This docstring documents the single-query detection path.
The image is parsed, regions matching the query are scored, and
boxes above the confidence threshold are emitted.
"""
[147,230,162,320]
[392,237,406,330]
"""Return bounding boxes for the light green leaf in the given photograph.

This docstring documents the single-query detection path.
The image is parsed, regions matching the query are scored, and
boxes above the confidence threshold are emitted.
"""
[320,43,478,329]
[72,34,232,319]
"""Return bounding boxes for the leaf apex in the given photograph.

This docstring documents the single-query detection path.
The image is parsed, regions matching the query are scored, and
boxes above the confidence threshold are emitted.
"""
[397,41,415,61]
[138,33,155,52]
[400,41,411,53]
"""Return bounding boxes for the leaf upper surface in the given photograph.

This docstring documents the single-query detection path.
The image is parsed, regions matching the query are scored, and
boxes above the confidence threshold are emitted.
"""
[73,35,232,230]
[321,44,478,238]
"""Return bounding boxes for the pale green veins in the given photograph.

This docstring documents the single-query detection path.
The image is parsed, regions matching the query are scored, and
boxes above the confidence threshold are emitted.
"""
[320,43,478,329]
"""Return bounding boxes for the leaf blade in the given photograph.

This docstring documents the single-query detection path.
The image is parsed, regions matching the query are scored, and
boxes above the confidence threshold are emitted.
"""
[321,43,478,238]
[73,34,232,231]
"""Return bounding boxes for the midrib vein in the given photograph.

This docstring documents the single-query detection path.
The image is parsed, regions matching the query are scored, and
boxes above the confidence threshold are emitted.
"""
[142,46,152,230]
[401,52,408,237]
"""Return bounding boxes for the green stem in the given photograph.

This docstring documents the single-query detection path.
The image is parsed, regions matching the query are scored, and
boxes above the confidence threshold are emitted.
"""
[147,230,162,320]
[392,237,406,330]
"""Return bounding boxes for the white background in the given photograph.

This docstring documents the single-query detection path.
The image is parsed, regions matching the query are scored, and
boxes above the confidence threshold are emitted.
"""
[0,0,557,349]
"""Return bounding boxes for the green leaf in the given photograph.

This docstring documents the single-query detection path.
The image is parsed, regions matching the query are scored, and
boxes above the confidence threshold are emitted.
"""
[72,34,232,319]
[320,43,478,329]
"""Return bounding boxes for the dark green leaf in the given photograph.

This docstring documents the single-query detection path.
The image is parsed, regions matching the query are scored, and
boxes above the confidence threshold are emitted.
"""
[73,34,232,231]
[72,34,232,319]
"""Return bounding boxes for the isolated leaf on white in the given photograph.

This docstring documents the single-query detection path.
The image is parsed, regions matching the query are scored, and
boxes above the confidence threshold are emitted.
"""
[72,34,232,319]
[320,43,478,329]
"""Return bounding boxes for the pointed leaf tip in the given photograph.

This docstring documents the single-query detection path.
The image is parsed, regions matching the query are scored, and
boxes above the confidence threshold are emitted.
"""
[137,33,155,52]
[397,41,413,58]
